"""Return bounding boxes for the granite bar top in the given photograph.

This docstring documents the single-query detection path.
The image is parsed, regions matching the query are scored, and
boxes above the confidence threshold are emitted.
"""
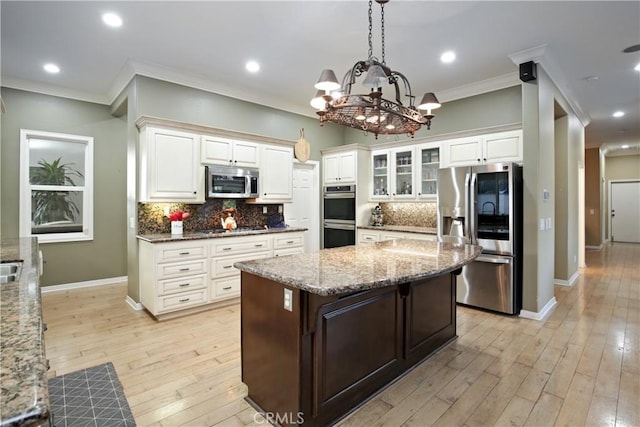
[357,225,437,235]
[235,239,482,296]
[137,226,307,243]
[0,238,49,427]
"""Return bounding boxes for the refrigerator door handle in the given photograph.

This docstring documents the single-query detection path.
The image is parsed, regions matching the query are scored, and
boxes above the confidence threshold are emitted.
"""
[468,172,477,244]
[476,255,511,264]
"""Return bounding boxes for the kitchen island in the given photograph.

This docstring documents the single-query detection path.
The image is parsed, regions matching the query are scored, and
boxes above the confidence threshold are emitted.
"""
[235,239,482,426]
[0,238,49,427]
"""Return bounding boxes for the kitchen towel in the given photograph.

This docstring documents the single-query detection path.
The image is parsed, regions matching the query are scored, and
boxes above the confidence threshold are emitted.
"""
[48,362,135,427]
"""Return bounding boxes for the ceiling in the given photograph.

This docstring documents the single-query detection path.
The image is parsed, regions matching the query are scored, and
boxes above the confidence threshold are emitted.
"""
[2,1,639,155]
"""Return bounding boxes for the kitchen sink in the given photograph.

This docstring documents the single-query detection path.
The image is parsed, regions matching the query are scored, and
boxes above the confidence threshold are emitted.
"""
[0,262,23,284]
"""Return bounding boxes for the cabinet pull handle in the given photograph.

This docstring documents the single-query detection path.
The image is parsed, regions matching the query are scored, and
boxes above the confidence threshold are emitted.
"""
[222,286,232,290]
[179,298,190,303]
[286,240,294,244]
[179,268,190,272]
[179,283,190,287]
[179,252,190,255]
[223,265,233,269]
[255,244,263,247]
[222,247,232,251]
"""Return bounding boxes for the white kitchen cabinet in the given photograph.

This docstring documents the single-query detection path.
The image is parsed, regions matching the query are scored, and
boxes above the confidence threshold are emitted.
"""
[370,148,415,200]
[139,240,209,317]
[253,144,293,202]
[201,135,259,168]
[357,229,436,244]
[415,142,440,199]
[273,232,305,256]
[323,151,357,184]
[138,126,204,203]
[139,231,306,319]
[441,130,522,167]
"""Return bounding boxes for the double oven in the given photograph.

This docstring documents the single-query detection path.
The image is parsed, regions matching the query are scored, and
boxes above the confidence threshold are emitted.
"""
[322,185,356,248]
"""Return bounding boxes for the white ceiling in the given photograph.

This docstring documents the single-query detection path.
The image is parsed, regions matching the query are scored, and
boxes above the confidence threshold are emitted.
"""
[2,1,639,155]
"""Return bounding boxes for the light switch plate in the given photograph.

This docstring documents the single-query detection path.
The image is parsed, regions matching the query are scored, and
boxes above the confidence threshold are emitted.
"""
[539,218,545,231]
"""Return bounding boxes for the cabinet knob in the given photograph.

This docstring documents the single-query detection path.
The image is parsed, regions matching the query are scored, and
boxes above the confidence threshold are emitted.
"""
[193,191,197,194]
[477,158,481,162]
[418,193,422,196]
[229,160,233,163]
[264,193,267,196]
[483,158,487,161]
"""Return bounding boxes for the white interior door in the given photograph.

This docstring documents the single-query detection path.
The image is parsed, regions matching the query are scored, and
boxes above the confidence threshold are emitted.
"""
[284,161,320,252]
[611,181,640,243]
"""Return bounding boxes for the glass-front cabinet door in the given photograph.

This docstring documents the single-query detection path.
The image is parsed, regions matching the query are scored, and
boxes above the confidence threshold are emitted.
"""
[416,143,440,199]
[392,149,414,198]
[371,150,390,200]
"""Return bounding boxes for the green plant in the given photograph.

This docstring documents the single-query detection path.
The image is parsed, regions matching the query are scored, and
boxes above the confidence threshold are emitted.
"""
[30,157,83,225]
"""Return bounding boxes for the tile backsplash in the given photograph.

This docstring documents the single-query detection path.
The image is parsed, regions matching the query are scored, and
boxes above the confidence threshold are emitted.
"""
[138,200,283,234]
[377,202,437,228]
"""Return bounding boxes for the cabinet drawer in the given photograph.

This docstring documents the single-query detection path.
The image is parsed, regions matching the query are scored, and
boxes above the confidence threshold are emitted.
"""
[157,274,207,296]
[273,234,304,249]
[359,232,380,243]
[274,247,304,257]
[212,276,240,298]
[212,252,270,277]
[156,243,207,262]
[212,237,271,256]
[157,259,207,279]
[158,288,208,312]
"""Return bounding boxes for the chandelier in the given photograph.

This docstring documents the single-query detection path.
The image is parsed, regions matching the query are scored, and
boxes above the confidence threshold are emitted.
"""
[311,0,441,139]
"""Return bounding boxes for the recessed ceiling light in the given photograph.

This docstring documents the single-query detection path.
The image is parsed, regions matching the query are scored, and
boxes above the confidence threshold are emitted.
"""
[102,13,122,27]
[245,61,260,73]
[43,63,60,74]
[635,62,640,72]
[621,144,630,149]
[440,51,456,64]
[613,111,625,118]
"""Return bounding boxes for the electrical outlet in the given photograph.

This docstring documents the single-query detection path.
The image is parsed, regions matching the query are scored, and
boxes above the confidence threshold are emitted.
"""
[539,218,545,231]
[283,288,293,311]
[263,206,268,214]
[163,206,170,217]
[278,205,283,214]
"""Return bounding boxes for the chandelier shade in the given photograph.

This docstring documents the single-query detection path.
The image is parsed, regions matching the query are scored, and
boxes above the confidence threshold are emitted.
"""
[312,0,441,138]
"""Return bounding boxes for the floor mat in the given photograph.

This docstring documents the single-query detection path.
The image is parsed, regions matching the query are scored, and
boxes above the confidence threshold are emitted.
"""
[48,362,136,427]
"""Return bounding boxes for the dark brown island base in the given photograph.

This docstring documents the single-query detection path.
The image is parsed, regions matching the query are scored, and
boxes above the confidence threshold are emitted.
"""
[235,239,482,427]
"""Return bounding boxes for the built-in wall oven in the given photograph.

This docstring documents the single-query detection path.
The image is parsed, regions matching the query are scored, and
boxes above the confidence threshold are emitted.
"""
[323,185,356,248]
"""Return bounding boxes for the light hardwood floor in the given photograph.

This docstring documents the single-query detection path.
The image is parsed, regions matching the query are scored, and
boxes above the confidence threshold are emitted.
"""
[42,243,639,426]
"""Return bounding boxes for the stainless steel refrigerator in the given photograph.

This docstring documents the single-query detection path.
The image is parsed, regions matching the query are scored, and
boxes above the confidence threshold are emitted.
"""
[437,163,523,314]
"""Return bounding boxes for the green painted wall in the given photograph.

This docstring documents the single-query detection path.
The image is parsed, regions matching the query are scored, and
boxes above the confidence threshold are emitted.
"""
[135,76,344,161]
[342,85,522,145]
[1,87,127,286]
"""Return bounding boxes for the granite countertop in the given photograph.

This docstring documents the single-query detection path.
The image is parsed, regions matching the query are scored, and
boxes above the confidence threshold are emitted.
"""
[235,239,481,296]
[137,226,307,243]
[0,238,49,427]
[357,225,437,235]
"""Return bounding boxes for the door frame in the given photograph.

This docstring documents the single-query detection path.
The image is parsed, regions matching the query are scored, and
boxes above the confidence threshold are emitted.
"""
[608,179,640,243]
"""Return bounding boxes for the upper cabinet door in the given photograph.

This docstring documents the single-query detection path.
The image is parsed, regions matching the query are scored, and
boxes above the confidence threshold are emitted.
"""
[391,148,415,198]
[323,151,357,185]
[416,143,440,199]
[140,127,204,203]
[482,130,522,164]
[442,136,483,167]
[201,136,259,168]
[232,140,259,168]
[258,144,293,201]
[371,150,390,200]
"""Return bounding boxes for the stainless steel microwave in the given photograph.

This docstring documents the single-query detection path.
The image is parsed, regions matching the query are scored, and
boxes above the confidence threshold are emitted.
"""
[205,165,259,198]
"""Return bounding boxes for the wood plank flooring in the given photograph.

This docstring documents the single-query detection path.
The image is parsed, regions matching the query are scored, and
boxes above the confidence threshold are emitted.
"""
[42,243,639,426]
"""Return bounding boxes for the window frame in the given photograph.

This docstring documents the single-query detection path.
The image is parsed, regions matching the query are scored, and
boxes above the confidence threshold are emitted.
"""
[19,129,94,243]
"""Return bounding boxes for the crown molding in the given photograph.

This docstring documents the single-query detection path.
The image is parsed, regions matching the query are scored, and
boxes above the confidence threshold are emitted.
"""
[436,72,522,103]
[1,76,109,105]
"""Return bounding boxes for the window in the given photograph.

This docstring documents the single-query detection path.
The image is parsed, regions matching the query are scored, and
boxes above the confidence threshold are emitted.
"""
[20,129,94,243]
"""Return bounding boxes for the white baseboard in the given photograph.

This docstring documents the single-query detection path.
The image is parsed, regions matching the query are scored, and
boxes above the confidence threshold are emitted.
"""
[585,244,602,250]
[519,297,557,321]
[126,295,144,311]
[41,276,128,293]
[554,271,580,287]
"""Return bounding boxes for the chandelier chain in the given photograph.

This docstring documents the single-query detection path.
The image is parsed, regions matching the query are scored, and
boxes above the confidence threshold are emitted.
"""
[367,0,373,60]
[380,1,386,64]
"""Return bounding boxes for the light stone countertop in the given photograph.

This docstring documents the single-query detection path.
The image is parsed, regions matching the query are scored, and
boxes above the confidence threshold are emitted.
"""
[235,239,481,296]
[137,226,307,243]
[0,238,49,427]
[357,225,437,235]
